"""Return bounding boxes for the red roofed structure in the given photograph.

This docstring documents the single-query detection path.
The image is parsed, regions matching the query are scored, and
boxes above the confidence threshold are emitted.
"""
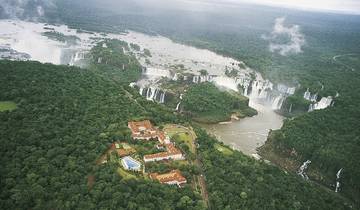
[157,131,170,144]
[143,143,184,162]
[128,120,158,140]
[149,170,187,187]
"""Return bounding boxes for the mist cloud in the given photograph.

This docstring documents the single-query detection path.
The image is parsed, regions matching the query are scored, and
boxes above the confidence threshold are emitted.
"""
[263,17,305,56]
[0,0,55,19]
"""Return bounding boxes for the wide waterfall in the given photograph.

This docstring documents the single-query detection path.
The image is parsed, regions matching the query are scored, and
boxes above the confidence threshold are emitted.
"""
[244,80,294,110]
[297,160,311,180]
[314,96,333,110]
[271,95,285,110]
[69,51,86,66]
[304,87,335,112]
[335,168,343,193]
[139,86,166,103]
[192,75,214,83]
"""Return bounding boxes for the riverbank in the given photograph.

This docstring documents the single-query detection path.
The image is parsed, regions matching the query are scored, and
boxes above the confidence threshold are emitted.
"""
[200,100,284,156]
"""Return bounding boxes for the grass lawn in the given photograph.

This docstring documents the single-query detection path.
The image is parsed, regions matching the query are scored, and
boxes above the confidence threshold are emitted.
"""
[171,160,190,166]
[214,143,233,155]
[163,124,197,154]
[117,167,137,180]
[121,142,132,150]
[0,101,17,112]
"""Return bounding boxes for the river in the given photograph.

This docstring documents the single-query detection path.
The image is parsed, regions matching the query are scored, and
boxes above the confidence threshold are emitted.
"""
[201,99,284,156]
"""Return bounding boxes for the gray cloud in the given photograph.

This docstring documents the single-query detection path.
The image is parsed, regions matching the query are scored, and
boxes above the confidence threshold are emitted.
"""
[263,17,305,56]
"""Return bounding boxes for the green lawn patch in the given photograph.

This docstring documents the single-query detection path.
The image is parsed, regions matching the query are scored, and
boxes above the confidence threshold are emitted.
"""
[214,143,233,155]
[117,167,137,180]
[0,101,17,112]
[164,124,197,154]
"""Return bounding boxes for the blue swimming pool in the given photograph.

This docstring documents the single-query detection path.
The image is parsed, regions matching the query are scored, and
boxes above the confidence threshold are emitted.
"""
[121,156,141,171]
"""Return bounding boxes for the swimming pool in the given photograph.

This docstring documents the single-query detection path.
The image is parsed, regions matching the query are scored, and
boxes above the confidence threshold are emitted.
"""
[121,156,141,171]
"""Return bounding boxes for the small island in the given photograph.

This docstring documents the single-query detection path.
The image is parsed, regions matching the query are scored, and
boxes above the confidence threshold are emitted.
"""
[181,82,257,123]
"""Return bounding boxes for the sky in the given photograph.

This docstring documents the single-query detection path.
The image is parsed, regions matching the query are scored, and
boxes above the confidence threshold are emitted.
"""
[192,0,360,14]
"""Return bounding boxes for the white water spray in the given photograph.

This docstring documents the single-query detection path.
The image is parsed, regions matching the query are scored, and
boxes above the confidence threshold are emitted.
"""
[176,102,181,111]
[335,168,343,193]
[298,160,311,180]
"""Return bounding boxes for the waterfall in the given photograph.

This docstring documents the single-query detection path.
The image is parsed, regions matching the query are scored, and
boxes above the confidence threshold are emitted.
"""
[308,104,315,112]
[259,88,268,99]
[331,101,335,107]
[159,91,166,103]
[146,88,151,99]
[192,75,214,84]
[175,93,184,111]
[69,51,86,66]
[304,88,311,100]
[335,168,343,193]
[192,75,199,83]
[309,96,333,111]
[142,87,166,103]
[289,103,293,113]
[304,88,318,102]
[314,96,333,110]
[271,95,285,110]
[150,88,157,101]
[176,102,181,111]
[310,93,318,102]
[244,84,250,96]
[297,160,311,180]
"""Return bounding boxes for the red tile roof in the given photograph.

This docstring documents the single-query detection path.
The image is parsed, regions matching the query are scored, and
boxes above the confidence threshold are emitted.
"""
[144,143,182,161]
[157,131,166,143]
[128,120,156,133]
[128,120,158,139]
[144,151,171,160]
[150,170,186,184]
[165,143,182,155]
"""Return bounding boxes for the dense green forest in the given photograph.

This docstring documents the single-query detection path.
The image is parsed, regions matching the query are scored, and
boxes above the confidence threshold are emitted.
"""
[1,0,360,207]
[182,82,257,123]
[0,60,354,209]
[47,1,360,204]
[0,61,203,209]
[89,39,142,83]
[195,128,352,210]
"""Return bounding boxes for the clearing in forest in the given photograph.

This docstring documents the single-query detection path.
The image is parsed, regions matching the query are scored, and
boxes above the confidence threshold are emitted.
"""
[163,124,197,154]
[214,143,233,155]
[0,101,17,112]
